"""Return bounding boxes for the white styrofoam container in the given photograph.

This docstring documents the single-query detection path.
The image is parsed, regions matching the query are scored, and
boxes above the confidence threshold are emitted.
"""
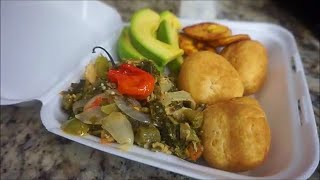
[1,1,319,179]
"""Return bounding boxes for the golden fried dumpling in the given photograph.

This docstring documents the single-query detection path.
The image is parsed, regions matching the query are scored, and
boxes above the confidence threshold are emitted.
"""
[178,51,244,104]
[202,97,271,172]
[220,40,268,95]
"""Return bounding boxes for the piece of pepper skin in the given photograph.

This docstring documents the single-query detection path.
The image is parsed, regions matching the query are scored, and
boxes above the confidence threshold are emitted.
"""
[108,63,156,100]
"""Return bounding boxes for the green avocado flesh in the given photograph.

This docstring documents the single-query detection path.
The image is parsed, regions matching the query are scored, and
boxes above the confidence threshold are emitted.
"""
[167,56,183,74]
[117,27,146,60]
[157,20,179,48]
[160,11,181,31]
[129,8,183,67]
[157,11,183,73]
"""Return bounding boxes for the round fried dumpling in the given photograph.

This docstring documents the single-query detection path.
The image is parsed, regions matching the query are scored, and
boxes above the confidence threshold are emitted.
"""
[220,40,268,95]
[202,97,271,172]
[178,51,244,104]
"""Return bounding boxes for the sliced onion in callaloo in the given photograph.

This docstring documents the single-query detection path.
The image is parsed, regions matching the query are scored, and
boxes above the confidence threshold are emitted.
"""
[72,99,88,114]
[159,76,174,93]
[171,107,189,119]
[75,106,106,125]
[113,96,151,124]
[160,91,196,109]
[101,103,119,115]
[127,97,141,107]
[101,112,134,145]
[83,93,110,111]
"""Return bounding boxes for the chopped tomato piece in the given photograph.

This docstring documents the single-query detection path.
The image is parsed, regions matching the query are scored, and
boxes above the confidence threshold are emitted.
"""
[186,142,204,161]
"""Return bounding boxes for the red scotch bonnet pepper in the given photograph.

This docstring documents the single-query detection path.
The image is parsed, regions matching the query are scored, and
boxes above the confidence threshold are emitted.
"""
[108,64,156,100]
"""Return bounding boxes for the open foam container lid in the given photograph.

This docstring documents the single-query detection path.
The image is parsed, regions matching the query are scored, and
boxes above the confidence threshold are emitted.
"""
[1,1,319,179]
[0,1,122,104]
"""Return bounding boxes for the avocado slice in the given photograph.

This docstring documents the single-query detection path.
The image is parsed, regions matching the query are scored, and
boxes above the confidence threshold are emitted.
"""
[117,27,146,61]
[129,8,183,67]
[157,20,179,48]
[157,11,183,73]
[160,11,181,31]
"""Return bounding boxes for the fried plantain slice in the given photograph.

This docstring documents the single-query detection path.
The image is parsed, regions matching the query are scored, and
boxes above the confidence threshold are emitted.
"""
[183,22,231,41]
[208,34,251,47]
[202,44,217,52]
[179,33,199,56]
[195,41,217,53]
[179,33,216,56]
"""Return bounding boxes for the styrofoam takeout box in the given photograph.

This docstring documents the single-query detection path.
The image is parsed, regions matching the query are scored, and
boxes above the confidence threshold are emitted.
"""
[1,1,319,179]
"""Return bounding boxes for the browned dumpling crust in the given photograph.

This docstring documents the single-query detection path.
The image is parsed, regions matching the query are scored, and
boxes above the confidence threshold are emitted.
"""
[202,97,271,172]
[178,51,244,104]
[221,40,268,95]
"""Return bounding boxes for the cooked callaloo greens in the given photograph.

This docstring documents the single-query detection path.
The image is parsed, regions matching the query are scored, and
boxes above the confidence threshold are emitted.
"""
[61,47,204,161]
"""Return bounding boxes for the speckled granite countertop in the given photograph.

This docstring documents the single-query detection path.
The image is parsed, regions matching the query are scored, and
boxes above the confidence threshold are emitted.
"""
[1,0,319,179]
